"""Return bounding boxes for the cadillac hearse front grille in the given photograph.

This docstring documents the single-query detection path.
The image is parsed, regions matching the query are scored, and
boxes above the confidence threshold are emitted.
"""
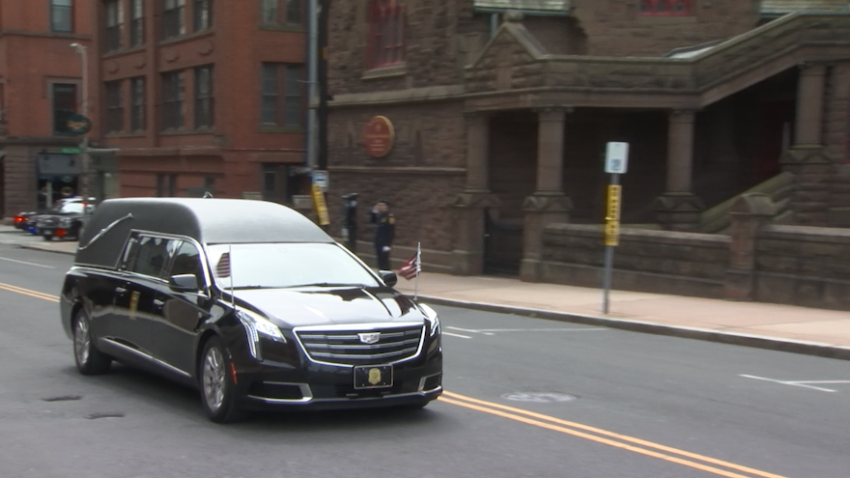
[296,325,424,365]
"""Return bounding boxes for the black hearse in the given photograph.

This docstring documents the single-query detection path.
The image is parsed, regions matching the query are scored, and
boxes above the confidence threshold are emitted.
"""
[60,198,442,423]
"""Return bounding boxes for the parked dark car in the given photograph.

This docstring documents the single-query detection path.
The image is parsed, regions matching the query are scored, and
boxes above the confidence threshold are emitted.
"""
[37,199,95,240]
[60,198,443,423]
[16,197,93,235]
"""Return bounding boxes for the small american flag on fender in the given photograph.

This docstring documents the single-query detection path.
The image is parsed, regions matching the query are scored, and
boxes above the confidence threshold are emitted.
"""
[398,245,421,281]
[215,251,231,278]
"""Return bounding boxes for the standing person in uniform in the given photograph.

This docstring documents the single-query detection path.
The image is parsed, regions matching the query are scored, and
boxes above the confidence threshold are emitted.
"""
[369,200,395,270]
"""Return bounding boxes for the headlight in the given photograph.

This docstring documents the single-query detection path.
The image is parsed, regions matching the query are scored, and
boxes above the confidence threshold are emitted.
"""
[60,218,73,227]
[236,308,286,361]
[419,304,441,337]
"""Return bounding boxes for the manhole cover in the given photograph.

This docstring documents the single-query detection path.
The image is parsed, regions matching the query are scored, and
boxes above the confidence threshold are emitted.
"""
[501,392,576,403]
[42,395,82,402]
[86,412,125,420]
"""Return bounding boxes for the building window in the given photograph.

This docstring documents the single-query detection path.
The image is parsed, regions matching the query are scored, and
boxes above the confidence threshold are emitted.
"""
[131,77,145,132]
[638,0,694,16]
[52,83,77,135]
[261,63,305,128]
[51,0,74,33]
[367,0,405,69]
[194,0,213,31]
[104,0,124,52]
[156,174,177,197]
[161,71,184,131]
[162,0,186,40]
[130,0,145,47]
[105,81,124,133]
[261,0,303,27]
[194,66,214,129]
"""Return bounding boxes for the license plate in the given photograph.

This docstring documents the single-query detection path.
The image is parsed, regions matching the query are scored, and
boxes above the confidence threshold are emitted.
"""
[353,365,393,389]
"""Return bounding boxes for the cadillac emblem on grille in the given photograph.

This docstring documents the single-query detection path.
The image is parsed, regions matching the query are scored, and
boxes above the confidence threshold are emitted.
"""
[358,332,381,344]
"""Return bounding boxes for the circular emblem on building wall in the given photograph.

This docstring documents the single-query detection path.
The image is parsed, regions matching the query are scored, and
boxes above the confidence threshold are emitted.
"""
[134,56,146,69]
[106,61,119,74]
[164,49,180,62]
[363,116,395,158]
[198,40,214,56]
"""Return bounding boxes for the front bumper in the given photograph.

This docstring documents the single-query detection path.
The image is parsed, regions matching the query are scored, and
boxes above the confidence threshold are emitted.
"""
[234,352,443,411]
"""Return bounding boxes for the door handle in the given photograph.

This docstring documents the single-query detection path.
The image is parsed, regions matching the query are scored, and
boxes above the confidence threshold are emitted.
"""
[115,286,127,294]
[153,299,164,308]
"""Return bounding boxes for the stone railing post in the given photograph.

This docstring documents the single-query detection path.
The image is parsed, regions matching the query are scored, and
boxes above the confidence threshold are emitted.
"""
[725,193,776,301]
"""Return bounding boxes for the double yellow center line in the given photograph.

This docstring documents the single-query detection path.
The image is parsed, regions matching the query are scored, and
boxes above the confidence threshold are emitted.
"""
[0,281,789,477]
[439,391,789,478]
[0,281,59,303]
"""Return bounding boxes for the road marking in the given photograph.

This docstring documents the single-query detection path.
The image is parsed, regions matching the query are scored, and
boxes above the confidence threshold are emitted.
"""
[442,332,472,339]
[0,256,55,269]
[439,391,789,478]
[447,326,606,334]
[0,281,59,303]
[741,374,848,393]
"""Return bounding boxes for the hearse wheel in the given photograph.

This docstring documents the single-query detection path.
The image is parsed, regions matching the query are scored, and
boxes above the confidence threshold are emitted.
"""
[43,233,53,241]
[73,310,112,375]
[200,337,245,423]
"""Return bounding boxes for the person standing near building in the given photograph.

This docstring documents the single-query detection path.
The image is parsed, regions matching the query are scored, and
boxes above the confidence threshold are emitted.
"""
[370,200,395,270]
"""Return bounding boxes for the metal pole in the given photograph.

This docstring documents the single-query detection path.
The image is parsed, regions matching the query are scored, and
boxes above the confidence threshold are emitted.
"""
[318,0,330,172]
[602,173,619,315]
[306,0,319,171]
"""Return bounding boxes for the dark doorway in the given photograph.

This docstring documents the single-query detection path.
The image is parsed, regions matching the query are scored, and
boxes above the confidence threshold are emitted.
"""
[755,101,795,183]
[484,112,538,276]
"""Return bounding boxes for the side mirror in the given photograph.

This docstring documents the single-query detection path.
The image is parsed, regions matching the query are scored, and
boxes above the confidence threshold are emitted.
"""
[170,273,199,292]
[379,270,398,287]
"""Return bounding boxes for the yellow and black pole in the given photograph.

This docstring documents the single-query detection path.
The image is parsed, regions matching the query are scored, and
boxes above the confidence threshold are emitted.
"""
[602,142,628,314]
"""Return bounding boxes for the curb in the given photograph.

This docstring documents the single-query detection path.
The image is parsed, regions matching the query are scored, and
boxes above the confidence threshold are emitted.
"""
[416,295,850,362]
[19,244,76,256]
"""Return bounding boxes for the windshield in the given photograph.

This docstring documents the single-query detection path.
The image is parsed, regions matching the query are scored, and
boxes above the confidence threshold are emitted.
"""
[206,243,381,290]
[58,202,85,214]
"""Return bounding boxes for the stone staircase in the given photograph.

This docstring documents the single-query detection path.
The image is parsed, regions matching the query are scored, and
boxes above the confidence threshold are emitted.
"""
[698,171,796,234]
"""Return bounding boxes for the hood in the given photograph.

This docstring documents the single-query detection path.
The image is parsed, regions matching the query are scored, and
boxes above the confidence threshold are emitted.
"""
[232,286,425,329]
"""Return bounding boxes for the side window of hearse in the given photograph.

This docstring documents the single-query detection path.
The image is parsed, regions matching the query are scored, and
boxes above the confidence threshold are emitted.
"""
[119,236,139,270]
[169,241,205,290]
[130,235,174,278]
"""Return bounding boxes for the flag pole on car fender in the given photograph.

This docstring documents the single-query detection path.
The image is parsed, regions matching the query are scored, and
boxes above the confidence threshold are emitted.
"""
[414,242,421,301]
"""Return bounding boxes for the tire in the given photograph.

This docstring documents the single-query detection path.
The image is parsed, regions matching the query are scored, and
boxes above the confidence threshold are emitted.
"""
[43,233,53,241]
[72,310,111,375]
[199,337,245,423]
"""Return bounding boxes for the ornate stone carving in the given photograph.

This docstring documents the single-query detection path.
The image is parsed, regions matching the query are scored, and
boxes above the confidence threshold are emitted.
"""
[106,61,119,74]
[163,49,180,62]
[453,191,500,209]
[654,192,705,231]
[522,193,573,213]
[779,146,831,164]
[198,40,214,56]
[134,55,146,69]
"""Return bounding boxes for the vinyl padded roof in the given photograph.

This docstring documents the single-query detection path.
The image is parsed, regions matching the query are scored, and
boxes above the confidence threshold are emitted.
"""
[75,198,333,269]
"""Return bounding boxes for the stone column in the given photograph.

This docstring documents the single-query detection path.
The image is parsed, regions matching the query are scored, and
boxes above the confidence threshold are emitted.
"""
[452,112,499,275]
[655,109,704,231]
[781,64,832,226]
[520,107,573,282]
[794,64,826,146]
[724,193,776,301]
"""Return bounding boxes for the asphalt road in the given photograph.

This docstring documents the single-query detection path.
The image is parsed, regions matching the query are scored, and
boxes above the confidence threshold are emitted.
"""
[0,239,848,478]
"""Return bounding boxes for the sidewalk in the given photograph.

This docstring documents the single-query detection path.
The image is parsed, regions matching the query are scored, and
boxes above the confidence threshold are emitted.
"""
[4,225,849,361]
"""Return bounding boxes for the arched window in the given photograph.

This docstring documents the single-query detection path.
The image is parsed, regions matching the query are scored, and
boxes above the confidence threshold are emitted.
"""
[638,0,693,16]
[368,0,405,68]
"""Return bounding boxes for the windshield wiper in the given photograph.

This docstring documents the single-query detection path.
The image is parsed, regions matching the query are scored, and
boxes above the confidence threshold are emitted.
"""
[284,282,368,289]
[230,285,269,290]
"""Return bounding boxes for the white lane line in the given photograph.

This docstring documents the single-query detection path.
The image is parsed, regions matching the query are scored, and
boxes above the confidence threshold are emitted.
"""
[792,380,850,384]
[443,332,473,339]
[447,326,482,333]
[0,256,55,269]
[740,374,838,393]
[475,328,607,333]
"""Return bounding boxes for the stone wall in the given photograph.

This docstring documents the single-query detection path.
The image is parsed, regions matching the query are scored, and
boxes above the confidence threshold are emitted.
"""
[571,0,759,57]
[541,224,730,298]
[539,196,850,311]
[756,225,850,309]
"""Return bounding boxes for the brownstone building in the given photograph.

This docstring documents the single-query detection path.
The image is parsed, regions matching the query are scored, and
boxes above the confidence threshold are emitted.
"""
[0,0,95,219]
[92,0,310,202]
[326,0,850,281]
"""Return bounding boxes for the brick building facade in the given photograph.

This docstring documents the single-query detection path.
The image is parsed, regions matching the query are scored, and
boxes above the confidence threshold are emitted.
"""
[326,0,850,280]
[0,0,95,219]
[92,0,310,202]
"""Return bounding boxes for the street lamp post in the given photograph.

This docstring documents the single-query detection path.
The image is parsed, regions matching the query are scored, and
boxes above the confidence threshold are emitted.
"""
[70,42,90,200]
